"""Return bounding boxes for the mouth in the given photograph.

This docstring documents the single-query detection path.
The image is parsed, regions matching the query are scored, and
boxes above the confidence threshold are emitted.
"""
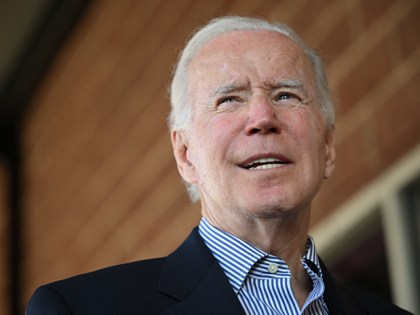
[240,157,291,170]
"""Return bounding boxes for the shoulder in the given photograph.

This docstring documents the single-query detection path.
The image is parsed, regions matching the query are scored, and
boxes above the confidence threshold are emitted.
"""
[26,228,207,315]
[319,257,413,315]
[50,257,166,291]
[46,257,167,296]
[341,283,414,315]
[26,257,177,315]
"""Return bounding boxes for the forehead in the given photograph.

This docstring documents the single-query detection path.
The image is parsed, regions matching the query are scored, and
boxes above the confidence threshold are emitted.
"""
[199,30,302,59]
[188,30,314,91]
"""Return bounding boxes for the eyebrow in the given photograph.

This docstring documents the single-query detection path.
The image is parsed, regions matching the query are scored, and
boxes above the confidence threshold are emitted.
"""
[209,82,248,98]
[210,80,307,98]
[272,79,305,91]
[272,79,309,99]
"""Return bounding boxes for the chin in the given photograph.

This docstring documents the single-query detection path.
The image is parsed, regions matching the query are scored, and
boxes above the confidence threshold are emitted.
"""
[243,184,315,213]
[237,195,300,217]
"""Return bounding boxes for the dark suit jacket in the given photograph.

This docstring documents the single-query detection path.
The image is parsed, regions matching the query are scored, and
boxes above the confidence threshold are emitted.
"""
[26,227,413,315]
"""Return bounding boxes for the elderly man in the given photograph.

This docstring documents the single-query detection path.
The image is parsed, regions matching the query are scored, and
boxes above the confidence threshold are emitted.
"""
[26,16,412,315]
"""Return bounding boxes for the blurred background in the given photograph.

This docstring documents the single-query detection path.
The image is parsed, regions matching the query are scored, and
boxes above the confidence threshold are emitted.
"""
[0,0,419,314]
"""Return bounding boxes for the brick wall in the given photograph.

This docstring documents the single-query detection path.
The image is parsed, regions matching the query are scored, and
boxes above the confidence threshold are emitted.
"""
[17,0,420,311]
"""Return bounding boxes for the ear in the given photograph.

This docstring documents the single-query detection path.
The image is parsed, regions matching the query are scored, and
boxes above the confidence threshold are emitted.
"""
[323,126,336,179]
[171,129,199,184]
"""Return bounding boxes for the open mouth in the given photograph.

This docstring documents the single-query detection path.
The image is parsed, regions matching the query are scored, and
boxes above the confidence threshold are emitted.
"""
[241,157,290,170]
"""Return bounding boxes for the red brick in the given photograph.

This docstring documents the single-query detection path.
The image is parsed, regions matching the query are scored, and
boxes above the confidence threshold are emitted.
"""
[375,71,420,165]
[337,38,395,115]
[397,3,420,59]
[317,14,353,64]
[292,0,332,32]
[361,0,395,29]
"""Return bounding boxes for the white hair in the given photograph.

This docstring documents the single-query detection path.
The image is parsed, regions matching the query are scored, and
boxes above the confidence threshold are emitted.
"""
[169,16,335,202]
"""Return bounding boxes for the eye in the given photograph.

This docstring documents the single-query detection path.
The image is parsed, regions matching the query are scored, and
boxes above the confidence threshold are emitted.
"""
[275,92,302,106]
[218,97,237,105]
[276,93,293,101]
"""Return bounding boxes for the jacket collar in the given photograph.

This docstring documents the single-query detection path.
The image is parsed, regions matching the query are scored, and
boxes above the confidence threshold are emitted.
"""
[158,227,370,315]
[320,258,370,315]
[158,227,246,315]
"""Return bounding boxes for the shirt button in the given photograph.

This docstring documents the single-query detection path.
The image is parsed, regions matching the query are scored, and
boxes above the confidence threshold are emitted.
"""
[268,263,278,274]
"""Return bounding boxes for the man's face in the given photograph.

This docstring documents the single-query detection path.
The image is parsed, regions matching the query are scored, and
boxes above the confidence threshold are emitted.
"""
[172,30,335,221]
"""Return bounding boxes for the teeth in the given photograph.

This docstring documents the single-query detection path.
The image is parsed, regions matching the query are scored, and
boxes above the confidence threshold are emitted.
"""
[244,157,286,169]
[248,157,282,165]
[254,164,283,169]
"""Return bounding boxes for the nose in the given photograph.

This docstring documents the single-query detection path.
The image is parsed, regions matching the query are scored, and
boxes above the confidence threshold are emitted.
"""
[244,96,280,135]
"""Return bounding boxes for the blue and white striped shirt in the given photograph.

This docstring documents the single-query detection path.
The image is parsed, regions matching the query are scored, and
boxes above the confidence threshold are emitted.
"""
[199,217,329,315]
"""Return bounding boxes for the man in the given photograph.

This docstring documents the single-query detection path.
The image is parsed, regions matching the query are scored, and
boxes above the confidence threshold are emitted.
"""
[26,16,412,315]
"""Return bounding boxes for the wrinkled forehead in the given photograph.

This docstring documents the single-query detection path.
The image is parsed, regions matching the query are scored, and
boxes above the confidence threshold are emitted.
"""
[187,30,315,97]
[193,30,309,66]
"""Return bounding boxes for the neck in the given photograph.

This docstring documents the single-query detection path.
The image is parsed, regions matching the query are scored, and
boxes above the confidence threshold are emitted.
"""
[202,204,311,259]
[201,201,313,308]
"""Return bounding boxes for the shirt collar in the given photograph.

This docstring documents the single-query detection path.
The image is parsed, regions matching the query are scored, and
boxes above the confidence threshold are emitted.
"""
[198,217,323,294]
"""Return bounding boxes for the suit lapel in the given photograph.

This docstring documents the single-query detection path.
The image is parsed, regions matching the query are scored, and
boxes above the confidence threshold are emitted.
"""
[158,228,245,315]
[157,228,371,315]
[320,258,370,315]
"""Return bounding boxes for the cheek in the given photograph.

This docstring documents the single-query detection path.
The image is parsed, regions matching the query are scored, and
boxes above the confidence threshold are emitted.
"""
[284,111,313,142]
[287,111,326,158]
[189,115,239,173]
[206,114,244,149]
